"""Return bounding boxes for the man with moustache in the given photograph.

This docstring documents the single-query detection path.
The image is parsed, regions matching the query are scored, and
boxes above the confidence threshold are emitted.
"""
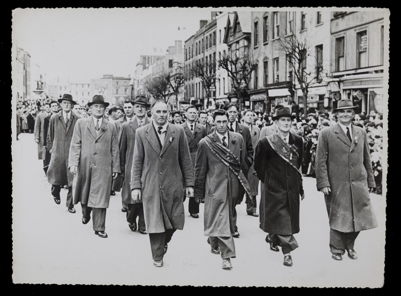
[254,106,304,267]
[194,109,251,270]
[69,95,120,238]
[119,96,151,234]
[315,99,377,261]
[131,100,194,267]
[47,94,79,213]
[181,105,208,219]
[242,110,260,217]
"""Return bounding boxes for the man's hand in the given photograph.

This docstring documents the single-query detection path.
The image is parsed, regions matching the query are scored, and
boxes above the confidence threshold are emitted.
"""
[34,138,39,144]
[301,193,305,201]
[320,187,331,195]
[132,189,142,202]
[186,187,194,198]
[49,149,52,154]
[195,197,203,204]
[69,165,78,174]
[112,172,118,179]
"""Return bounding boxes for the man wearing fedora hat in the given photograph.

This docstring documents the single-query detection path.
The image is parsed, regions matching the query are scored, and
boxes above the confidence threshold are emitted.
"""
[47,94,79,213]
[316,99,377,261]
[254,106,305,267]
[119,95,150,234]
[69,95,120,238]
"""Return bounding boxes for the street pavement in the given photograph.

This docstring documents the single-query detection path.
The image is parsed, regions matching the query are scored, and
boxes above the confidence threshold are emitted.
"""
[12,133,386,287]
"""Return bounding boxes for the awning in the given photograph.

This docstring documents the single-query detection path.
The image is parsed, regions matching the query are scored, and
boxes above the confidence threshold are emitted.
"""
[268,88,291,97]
[250,93,267,102]
[296,86,327,96]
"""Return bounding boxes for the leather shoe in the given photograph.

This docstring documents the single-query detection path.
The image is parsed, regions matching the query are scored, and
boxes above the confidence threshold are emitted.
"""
[347,249,358,260]
[53,196,61,205]
[232,231,240,238]
[207,238,220,255]
[128,222,137,232]
[153,260,163,267]
[139,229,147,235]
[332,253,342,261]
[283,255,293,267]
[222,258,232,270]
[164,244,168,255]
[121,207,128,212]
[68,207,76,214]
[110,191,116,196]
[82,215,91,224]
[190,213,199,218]
[265,236,279,252]
[247,212,259,217]
[95,231,108,238]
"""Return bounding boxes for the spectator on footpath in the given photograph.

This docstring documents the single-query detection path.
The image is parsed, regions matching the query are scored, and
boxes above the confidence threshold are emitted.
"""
[194,109,251,270]
[47,94,79,213]
[69,95,120,238]
[130,100,194,267]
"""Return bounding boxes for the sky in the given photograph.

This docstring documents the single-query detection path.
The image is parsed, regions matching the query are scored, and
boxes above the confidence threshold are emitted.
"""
[12,8,215,81]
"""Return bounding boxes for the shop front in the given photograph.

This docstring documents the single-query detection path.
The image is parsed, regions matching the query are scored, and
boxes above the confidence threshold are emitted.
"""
[297,85,328,112]
[249,91,267,114]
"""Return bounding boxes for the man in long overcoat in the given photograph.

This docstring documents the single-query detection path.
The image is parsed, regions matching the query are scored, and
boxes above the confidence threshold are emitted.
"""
[34,102,50,163]
[315,99,377,261]
[42,101,59,174]
[194,109,250,270]
[69,95,120,238]
[119,96,150,234]
[224,103,254,238]
[47,94,79,213]
[254,107,304,267]
[243,110,260,217]
[181,105,208,219]
[131,100,194,267]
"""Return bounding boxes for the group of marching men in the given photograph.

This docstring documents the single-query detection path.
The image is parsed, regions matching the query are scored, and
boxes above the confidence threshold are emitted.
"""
[33,93,378,270]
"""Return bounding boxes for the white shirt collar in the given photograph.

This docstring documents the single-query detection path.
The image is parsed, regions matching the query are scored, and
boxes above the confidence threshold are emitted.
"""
[93,116,103,126]
[152,121,168,133]
[216,131,229,143]
[338,122,353,138]
[186,121,195,130]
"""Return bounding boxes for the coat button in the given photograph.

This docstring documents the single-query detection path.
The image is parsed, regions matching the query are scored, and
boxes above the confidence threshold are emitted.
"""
[159,171,162,175]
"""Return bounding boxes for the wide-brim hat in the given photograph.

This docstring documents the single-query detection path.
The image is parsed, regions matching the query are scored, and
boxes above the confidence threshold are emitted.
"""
[334,99,357,112]
[132,95,150,107]
[58,93,77,105]
[88,95,109,107]
[272,107,294,120]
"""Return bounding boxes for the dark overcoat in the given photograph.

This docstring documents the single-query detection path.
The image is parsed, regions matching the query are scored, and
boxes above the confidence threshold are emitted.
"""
[34,111,47,159]
[254,133,304,235]
[130,123,194,233]
[119,116,150,203]
[181,122,207,167]
[47,111,79,186]
[315,123,377,233]
[194,131,247,236]
[69,116,120,208]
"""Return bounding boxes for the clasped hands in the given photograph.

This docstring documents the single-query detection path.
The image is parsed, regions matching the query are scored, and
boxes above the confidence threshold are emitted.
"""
[69,165,118,179]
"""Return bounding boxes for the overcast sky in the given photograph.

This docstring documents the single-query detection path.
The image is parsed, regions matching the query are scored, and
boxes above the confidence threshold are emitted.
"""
[12,8,216,80]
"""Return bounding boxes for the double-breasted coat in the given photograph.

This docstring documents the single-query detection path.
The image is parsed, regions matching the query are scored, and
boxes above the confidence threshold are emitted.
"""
[119,116,150,204]
[130,123,194,233]
[34,111,47,159]
[181,122,207,167]
[254,133,304,235]
[47,111,79,186]
[315,123,377,233]
[69,116,120,208]
[194,131,247,236]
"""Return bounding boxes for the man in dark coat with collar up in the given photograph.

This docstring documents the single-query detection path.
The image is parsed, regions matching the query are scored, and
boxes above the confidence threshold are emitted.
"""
[181,105,208,219]
[254,106,304,267]
[47,94,79,213]
[69,95,120,238]
[119,95,151,234]
[315,99,377,261]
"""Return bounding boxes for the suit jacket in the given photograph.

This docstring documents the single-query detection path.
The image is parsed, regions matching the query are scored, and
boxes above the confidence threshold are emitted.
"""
[315,123,377,232]
[181,122,207,167]
[194,131,247,236]
[131,123,194,233]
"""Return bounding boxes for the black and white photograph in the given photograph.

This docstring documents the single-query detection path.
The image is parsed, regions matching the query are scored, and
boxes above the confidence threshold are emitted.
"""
[11,7,389,287]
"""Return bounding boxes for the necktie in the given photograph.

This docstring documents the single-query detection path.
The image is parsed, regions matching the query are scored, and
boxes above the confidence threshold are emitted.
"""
[346,127,352,142]
[95,119,100,131]
[190,124,194,131]
[222,136,228,147]
[158,126,163,135]
[229,123,234,132]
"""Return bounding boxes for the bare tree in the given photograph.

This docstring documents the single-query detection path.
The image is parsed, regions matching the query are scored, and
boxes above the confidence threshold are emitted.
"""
[188,58,216,109]
[218,52,258,110]
[166,63,187,109]
[277,32,321,116]
[143,73,170,102]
